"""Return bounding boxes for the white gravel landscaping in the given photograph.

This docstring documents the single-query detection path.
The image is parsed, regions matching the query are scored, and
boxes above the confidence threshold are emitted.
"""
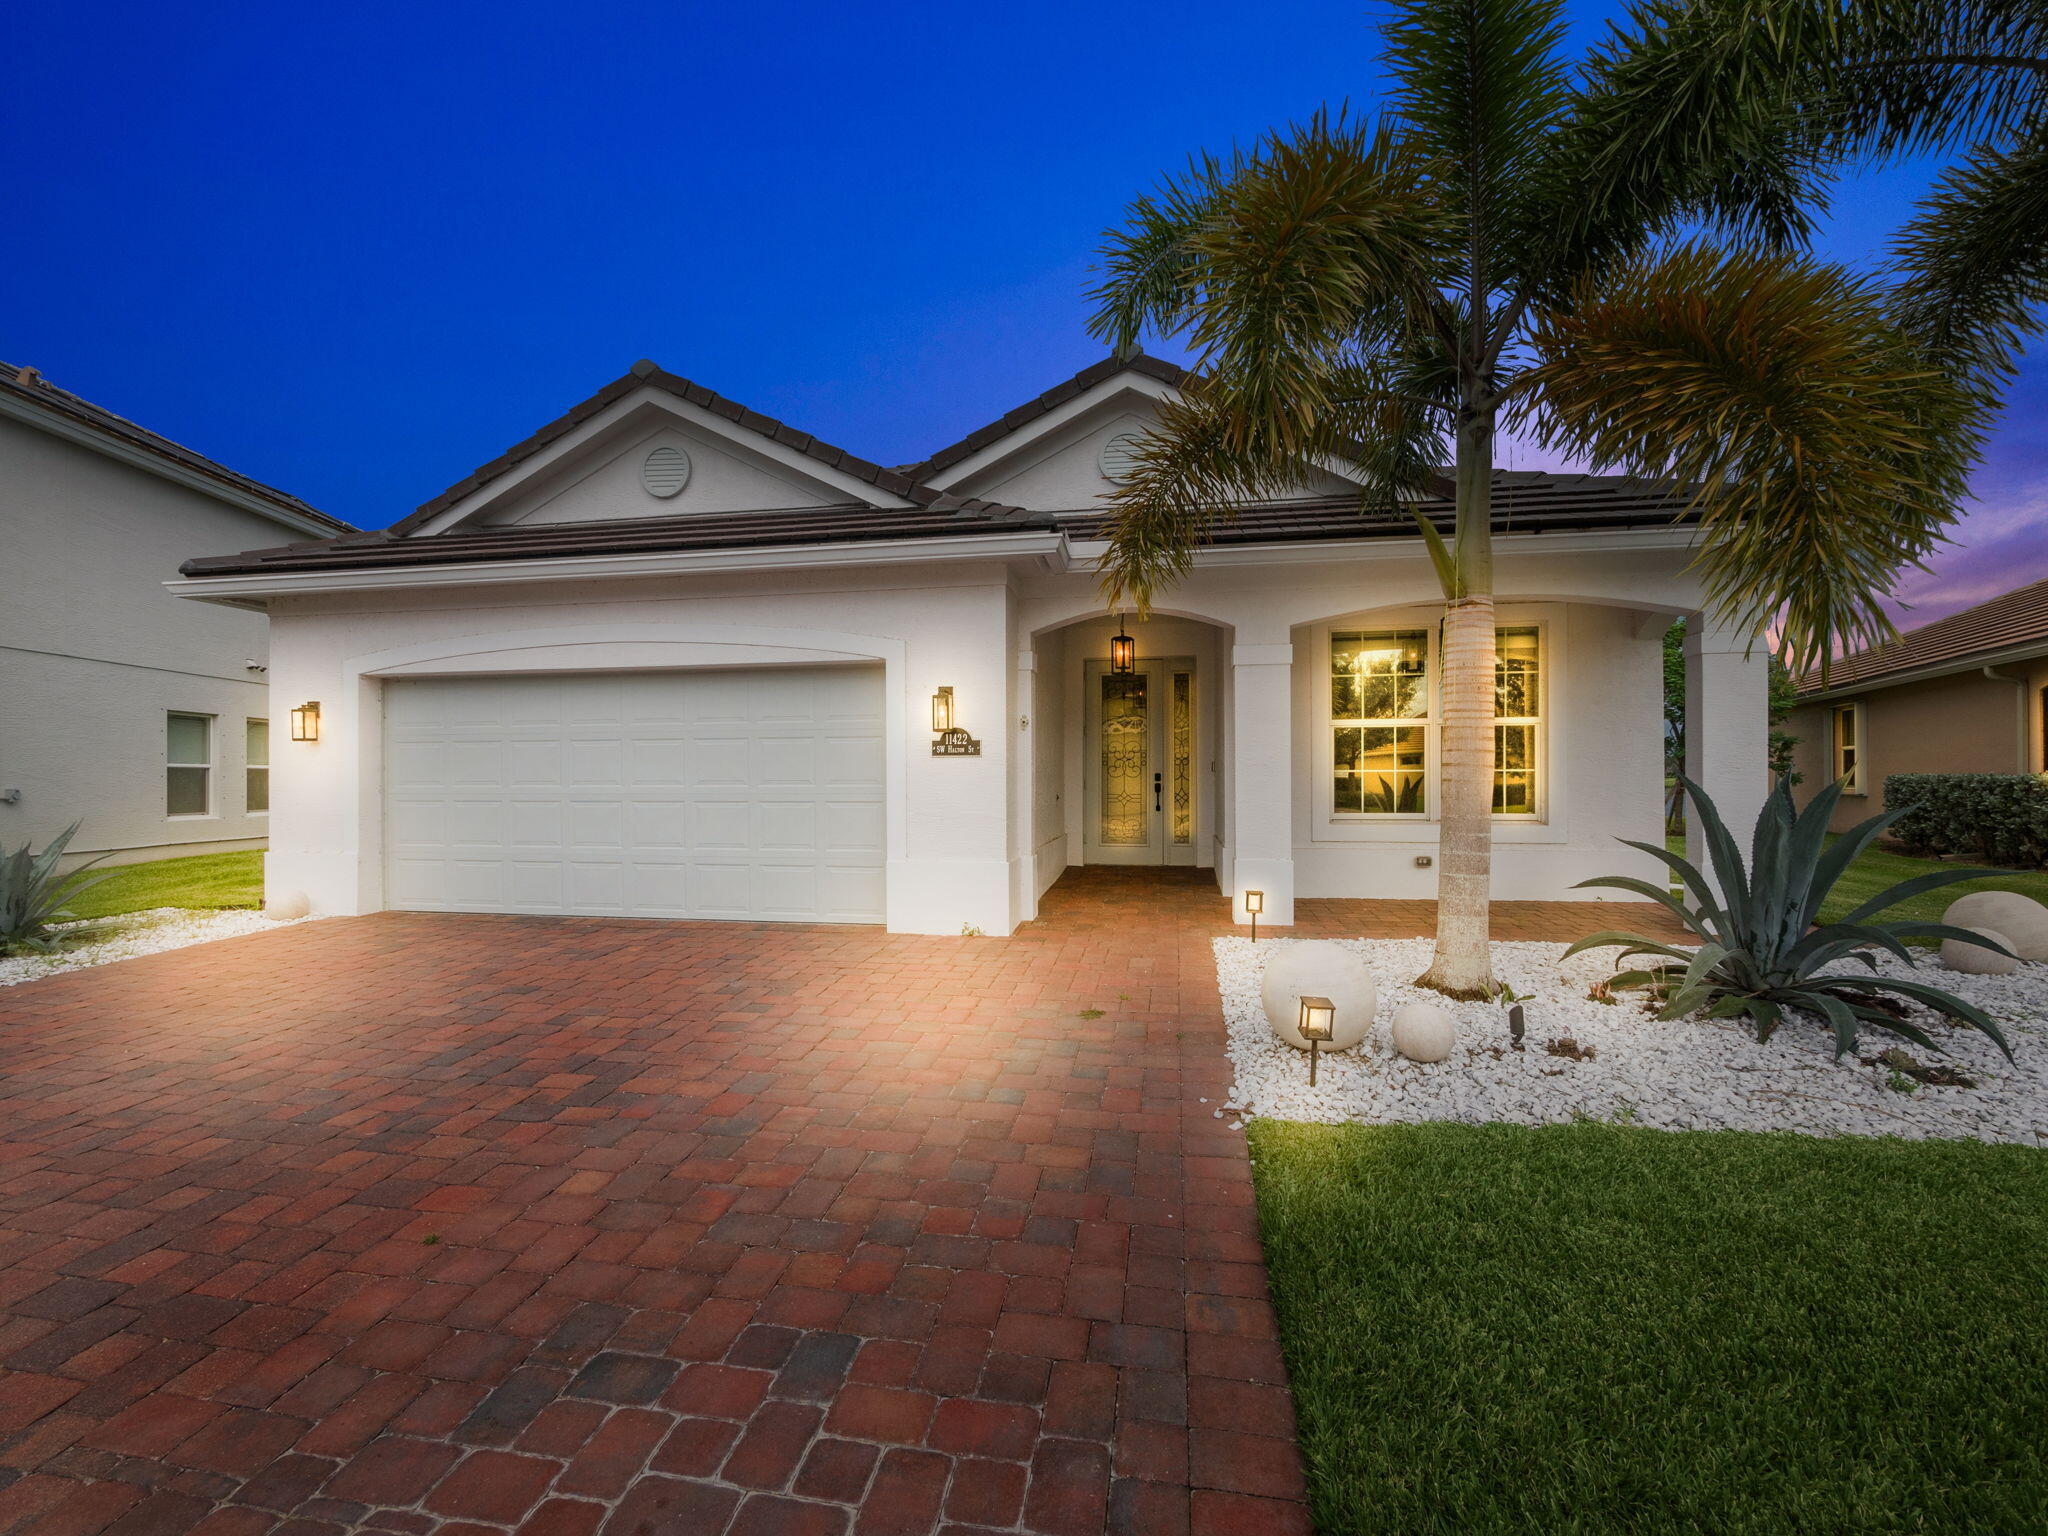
[0,908,317,989]
[1217,936,2048,1144]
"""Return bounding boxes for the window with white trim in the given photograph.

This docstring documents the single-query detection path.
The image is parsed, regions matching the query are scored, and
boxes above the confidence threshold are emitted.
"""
[167,713,213,817]
[1831,702,1864,793]
[1331,630,1430,814]
[1329,625,1545,818]
[1493,627,1542,816]
[245,719,270,813]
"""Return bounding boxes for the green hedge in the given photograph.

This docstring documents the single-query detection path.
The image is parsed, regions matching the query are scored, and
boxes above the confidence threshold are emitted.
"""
[1884,773,2048,866]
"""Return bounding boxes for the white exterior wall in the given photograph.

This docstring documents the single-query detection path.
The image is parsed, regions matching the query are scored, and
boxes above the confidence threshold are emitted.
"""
[1016,537,1721,921]
[259,563,1022,935]
[215,530,1750,933]
[0,413,305,863]
[1287,599,1663,899]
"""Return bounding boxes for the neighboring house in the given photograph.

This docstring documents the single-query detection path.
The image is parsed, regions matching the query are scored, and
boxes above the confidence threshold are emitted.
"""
[1,363,350,866]
[171,353,1768,934]
[1789,576,2048,831]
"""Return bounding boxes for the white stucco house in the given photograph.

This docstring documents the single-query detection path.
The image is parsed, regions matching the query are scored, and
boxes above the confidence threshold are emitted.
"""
[170,354,1767,934]
[2,363,350,866]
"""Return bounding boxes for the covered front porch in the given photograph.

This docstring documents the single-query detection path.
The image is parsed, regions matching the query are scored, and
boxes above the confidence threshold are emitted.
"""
[1008,570,1769,932]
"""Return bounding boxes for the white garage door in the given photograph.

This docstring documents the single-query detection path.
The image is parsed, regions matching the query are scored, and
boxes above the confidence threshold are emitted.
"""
[382,667,886,923]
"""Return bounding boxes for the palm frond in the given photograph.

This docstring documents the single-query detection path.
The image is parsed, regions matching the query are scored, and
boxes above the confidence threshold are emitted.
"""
[1541,0,1826,295]
[1525,244,1978,678]
[1092,389,1321,612]
[1891,136,2048,398]
[1087,149,1240,355]
[1166,114,1455,454]
[1384,0,1573,249]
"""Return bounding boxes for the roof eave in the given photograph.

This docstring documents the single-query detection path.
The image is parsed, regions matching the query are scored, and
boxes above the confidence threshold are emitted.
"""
[0,387,348,539]
[1797,640,2048,702]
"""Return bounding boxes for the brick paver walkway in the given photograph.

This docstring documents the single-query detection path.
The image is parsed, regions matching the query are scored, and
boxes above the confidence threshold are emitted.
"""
[0,871,1677,1535]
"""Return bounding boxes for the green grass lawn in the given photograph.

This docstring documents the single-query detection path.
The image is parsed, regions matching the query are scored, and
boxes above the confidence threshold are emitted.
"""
[1250,1120,2048,1535]
[1664,832,2048,932]
[63,850,264,920]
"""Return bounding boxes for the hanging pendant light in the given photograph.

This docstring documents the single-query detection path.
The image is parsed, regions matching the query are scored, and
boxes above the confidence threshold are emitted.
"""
[1109,614,1135,676]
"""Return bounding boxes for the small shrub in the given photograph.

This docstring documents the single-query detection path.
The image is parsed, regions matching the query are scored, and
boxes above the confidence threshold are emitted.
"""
[1884,772,2048,866]
[1567,776,2016,1059]
[1,823,116,956]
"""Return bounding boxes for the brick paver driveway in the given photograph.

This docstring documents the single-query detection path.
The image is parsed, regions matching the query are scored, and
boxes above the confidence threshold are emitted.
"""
[0,871,1672,1535]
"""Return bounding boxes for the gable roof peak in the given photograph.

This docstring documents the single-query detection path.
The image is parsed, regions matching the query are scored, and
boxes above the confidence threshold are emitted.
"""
[901,350,1195,484]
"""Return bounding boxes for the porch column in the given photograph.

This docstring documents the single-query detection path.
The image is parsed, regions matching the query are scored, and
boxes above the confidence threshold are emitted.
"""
[1231,642,1295,926]
[1683,614,1770,878]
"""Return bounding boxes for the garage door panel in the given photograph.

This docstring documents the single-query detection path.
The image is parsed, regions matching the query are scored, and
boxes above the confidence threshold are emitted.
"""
[755,801,818,854]
[627,801,692,850]
[506,741,564,786]
[509,860,566,906]
[383,667,884,923]
[693,736,751,786]
[688,800,751,852]
[822,801,886,854]
[561,799,623,851]
[628,739,691,784]
[752,864,820,917]
[754,735,817,787]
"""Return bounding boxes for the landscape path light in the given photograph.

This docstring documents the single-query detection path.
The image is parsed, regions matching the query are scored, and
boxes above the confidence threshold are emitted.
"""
[1298,995,1335,1085]
[1244,888,1263,941]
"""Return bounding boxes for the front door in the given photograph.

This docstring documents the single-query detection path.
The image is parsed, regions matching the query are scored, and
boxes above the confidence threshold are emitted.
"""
[1083,656,1198,866]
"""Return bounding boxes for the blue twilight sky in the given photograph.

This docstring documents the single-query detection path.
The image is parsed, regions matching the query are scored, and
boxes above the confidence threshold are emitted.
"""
[9,0,2042,630]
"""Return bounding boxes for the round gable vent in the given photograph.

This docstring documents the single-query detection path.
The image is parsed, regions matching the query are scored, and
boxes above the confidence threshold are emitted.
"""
[1099,431,1147,483]
[642,445,692,498]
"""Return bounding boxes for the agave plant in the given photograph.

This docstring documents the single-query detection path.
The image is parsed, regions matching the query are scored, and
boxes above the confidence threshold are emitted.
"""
[1,823,116,956]
[1563,776,2016,1059]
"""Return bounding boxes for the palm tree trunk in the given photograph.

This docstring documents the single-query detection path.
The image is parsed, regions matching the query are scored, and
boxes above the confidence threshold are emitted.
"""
[1418,410,1497,998]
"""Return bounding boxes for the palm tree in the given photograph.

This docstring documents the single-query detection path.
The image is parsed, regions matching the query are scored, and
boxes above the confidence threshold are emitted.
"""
[1573,0,2046,412]
[1087,0,1976,996]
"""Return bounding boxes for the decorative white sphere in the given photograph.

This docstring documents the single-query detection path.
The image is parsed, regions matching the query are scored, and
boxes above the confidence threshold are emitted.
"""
[1261,941,1377,1050]
[1943,891,2048,961]
[263,890,311,921]
[1940,926,2020,976]
[1390,1002,1456,1063]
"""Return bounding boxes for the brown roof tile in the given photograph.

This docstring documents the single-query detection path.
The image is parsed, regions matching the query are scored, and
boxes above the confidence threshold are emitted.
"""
[1798,575,2048,695]
[181,471,1692,580]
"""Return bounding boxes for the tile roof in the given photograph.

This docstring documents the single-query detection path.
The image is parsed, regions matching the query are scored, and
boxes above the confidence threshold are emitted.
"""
[0,361,348,534]
[896,353,1194,482]
[1797,575,2048,695]
[392,359,999,535]
[180,471,1693,580]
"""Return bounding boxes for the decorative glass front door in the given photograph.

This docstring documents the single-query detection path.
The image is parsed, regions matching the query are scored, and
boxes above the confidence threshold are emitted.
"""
[1085,657,1197,865]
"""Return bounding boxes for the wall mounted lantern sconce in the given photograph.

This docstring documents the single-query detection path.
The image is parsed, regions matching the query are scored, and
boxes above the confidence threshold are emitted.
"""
[289,701,321,742]
[931,686,981,756]
[1109,615,1135,676]
[1244,888,1264,941]
[1298,995,1335,1084]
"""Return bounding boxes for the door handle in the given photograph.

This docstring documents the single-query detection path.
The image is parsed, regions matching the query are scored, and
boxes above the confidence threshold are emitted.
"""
[1154,771,1162,812]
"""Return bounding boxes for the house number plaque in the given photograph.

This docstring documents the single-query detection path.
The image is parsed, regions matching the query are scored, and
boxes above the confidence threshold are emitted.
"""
[932,727,982,756]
